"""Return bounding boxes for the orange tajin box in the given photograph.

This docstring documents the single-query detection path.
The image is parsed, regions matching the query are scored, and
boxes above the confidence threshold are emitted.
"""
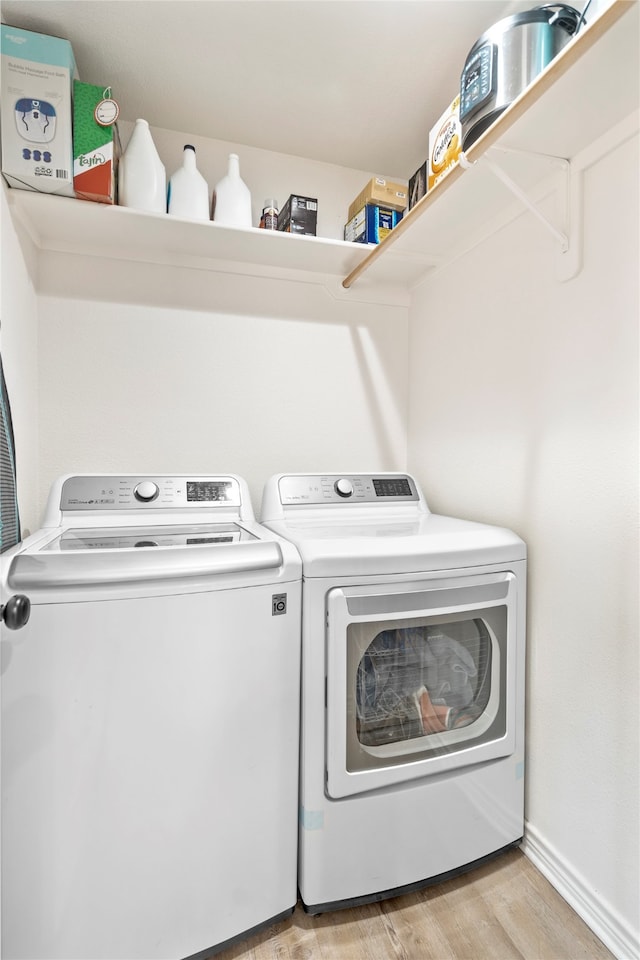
[73,80,120,203]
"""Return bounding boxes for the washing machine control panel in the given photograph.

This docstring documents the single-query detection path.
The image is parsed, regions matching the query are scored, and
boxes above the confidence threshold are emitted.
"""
[278,474,419,505]
[59,476,243,511]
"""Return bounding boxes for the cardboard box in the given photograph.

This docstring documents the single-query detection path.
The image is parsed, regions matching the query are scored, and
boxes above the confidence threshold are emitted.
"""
[1,24,78,195]
[73,81,119,203]
[408,161,427,210]
[277,194,317,235]
[428,95,461,192]
[344,204,403,245]
[348,177,407,221]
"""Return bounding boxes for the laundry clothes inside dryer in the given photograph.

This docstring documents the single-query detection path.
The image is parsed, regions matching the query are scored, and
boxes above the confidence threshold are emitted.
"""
[355,621,490,746]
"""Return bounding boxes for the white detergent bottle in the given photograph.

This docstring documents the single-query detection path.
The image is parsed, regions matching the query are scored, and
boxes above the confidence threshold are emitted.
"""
[212,153,252,228]
[119,118,166,213]
[167,144,210,220]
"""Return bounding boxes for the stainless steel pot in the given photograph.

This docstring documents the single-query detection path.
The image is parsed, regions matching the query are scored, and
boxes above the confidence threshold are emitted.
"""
[459,4,583,150]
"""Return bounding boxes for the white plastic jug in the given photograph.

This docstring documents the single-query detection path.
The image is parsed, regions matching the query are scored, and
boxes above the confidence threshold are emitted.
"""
[212,153,252,228]
[119,119,166,214]
[167,144,210,220]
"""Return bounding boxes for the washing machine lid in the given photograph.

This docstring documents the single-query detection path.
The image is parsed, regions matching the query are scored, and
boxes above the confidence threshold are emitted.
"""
[6,474,301,594]
[7,524,289,592]
[41,522,257,551]
[264,512,526,577]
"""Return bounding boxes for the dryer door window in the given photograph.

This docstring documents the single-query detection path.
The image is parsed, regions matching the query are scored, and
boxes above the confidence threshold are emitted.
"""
[325,571,520,798]
[356,616,493,747]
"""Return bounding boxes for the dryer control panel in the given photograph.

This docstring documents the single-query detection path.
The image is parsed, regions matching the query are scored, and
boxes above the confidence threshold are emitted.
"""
[277,474,419,505]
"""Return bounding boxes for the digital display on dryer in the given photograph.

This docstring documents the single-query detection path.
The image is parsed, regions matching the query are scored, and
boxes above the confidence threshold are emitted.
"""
[373,478,412,498]
[186,481,232,502]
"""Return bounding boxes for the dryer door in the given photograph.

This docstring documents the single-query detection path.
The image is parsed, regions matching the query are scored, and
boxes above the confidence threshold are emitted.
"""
[326,571,520,798]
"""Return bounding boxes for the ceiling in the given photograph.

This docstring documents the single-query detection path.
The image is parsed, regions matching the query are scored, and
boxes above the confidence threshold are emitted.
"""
[3,0,538,178]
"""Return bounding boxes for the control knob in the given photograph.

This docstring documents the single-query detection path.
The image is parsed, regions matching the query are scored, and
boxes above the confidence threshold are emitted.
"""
[133,480,159,503]
[334,478,353,498]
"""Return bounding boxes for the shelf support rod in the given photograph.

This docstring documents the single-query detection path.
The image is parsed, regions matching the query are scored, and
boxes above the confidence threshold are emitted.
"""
[480,153,569,251]
[459,146,582,279]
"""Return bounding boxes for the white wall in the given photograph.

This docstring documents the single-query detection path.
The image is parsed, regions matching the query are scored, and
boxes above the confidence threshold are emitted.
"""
[0,184,40,535]
[33,253,408,517]
[407,127,639,958]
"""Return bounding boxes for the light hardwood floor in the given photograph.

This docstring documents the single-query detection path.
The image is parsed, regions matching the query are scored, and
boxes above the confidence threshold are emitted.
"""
[214,849,614,960]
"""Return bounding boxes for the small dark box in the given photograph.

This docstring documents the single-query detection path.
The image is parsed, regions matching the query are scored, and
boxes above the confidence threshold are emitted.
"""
[409,161,427,210]
[277,194,318,235]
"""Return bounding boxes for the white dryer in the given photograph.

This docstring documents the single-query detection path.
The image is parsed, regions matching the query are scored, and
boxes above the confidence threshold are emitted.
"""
[261,472,526,914]
[0,474,301,960]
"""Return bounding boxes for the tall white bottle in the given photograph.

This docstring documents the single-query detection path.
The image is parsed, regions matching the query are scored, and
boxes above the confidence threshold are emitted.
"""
[119,119,166,214]
[213,153,252,228]
[167,145,210,220]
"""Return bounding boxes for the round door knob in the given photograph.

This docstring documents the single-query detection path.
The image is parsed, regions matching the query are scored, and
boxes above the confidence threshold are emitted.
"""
[133,481,159,503]
[335,478,354,498]
[1,594,31,630]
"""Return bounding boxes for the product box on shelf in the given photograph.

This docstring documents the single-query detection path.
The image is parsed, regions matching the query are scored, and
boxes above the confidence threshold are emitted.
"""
[408,161,427,210]
[277,194,318,235]
[348,176,407,221]
[73,81,120,203]
[1,24,78,195]
[427,94,461,191]
[344,204,403,245]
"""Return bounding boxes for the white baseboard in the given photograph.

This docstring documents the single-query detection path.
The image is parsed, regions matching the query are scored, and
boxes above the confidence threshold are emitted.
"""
[522,822,639,960]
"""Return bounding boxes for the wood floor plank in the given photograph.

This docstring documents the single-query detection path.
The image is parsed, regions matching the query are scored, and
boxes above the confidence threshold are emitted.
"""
[213,850,614,960]
[499,857,613,960]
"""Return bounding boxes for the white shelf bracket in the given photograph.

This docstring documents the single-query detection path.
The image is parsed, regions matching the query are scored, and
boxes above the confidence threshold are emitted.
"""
[459,147,583,281]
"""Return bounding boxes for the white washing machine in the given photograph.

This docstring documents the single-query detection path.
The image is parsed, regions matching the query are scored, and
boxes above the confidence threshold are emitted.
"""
[261,472,527,914]
[0,474,302,960]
